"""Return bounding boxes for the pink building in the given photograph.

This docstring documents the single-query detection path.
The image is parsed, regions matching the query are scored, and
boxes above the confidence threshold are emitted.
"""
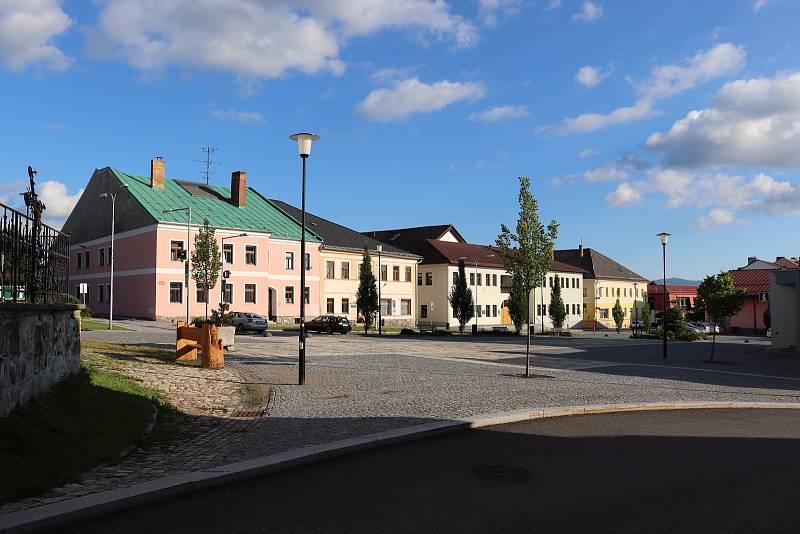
[727,257,799,335]
[62,160,321,322]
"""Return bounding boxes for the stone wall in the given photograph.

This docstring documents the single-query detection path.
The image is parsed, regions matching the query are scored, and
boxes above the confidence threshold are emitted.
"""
[0,303,83,417]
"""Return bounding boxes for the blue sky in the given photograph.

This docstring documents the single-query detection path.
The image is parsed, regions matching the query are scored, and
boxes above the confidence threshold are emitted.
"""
[1,0,799,281]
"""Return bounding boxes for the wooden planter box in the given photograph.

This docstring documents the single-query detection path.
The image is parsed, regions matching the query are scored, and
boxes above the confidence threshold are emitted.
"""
[176,322,224,369]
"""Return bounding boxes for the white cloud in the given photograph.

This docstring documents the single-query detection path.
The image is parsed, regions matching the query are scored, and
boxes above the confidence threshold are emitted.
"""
[572,1,603,23]
[575,65,606,87]
[548,43,745,134]
[696,208,734,229]
[605,183,643,207]
[357,78,485,121]
[579,148,599,158]
[210,109,266,123]
[38,180,83,228]
[478,0,521,26]
[0,0,72,71]
[468,105,529,122]
[88,0,476,81]
[582,163,628,182]
[753,0,769,11]
[647,72,800,169]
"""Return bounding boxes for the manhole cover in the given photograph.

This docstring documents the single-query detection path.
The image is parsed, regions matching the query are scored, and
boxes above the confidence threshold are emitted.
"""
[469,465,532,482]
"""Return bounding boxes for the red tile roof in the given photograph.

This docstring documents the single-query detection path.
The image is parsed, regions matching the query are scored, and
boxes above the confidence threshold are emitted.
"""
[647,283,699,296]
[728,269,772,295]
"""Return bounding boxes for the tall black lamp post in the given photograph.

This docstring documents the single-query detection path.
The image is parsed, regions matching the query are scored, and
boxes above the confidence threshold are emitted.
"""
[377,244,383,335]
[290,132,319,386]
[657,232,671,359]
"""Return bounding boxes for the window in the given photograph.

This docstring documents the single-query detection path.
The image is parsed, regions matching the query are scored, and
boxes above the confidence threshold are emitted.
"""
[537,304,541,316]
[244,284,256,304]
[169,282,182,303]
[98,284,105,303]
[327,298,335,313]
[223,283,233,304]
[418,273,423,286]
[485,304,490,317]
[381,299,392,316]
[326,261,335,279]
[245,245,257,266]
[85,251,90,268]
[380,264,388,281]
[617,288,621,297]
[285,286,294,304]
[576,278,580,289]
[470,273,475,286]
[564,303,569,314]
[341,298,350,313]
[405,266,412,282]
[393,265,400,281]
[541,304,547,316]
[605,287,609,297]
[477,273,482,286]
[493,274,498,286]
[285,251,294,270]
[304,253,311,270]
[453,272,459,286]
[576,304,581,315]
[304,287,310,304]
[223,243,234,264]
[425,273,432,285]
[99,248,105,266]
[475,305,482,318]
[401,299,411,315]
[549,277,553,288]
[76,253,82,269]
[170,241,184,262]
[599,308,609,319]
[421,305,428,319]
[196,287,208,303]
[493,305,497,317]
[341,262,350,280]
[758,292,769,302]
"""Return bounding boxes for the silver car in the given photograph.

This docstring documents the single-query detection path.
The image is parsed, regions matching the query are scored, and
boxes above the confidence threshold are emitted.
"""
[230,312,268,333]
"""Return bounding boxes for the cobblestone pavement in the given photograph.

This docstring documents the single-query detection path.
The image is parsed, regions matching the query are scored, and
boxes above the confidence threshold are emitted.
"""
[3,329,799,515]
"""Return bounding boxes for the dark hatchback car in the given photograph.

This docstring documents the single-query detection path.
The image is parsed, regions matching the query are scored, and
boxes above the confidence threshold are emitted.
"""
[306,315,352,334]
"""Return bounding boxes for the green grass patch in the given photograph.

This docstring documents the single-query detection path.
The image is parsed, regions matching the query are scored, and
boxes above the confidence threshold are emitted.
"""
[80,319,132,331]
[0,364,171,503]
[81,339,178,368]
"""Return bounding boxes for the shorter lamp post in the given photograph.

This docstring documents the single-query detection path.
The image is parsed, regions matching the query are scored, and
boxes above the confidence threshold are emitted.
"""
[657,232,671,359]
[377,244,383,335]
[163,207,192,325]
[99,183,128,330]
[633,281,639,331]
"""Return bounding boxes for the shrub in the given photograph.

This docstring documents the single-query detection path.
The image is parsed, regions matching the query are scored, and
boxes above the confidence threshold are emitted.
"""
[399,328,417,336]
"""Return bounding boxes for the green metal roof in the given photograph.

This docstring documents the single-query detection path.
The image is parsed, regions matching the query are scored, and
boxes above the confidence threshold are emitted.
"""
[110,168,321,241]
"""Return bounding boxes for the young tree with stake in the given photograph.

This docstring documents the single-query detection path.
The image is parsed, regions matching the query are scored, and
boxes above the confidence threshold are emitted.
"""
[508,272,528,335]
[356,244,379,335]
[448,258,474,334]
[496,177,559,377]
[697,271,748,362]
[191,218,222,319]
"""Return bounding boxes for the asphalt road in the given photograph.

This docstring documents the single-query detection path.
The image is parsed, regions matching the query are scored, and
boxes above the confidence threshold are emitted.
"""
[65,409,800,533]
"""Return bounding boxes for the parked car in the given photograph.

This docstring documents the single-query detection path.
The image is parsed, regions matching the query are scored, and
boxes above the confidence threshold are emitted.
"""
[704,322,720,334]
[306,315,352,334]
[230,312,268,333]
[630,319,644,330]
[687,322,706,334]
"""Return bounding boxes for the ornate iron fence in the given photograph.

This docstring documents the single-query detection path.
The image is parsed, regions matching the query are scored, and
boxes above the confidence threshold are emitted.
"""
[0,201,70,304]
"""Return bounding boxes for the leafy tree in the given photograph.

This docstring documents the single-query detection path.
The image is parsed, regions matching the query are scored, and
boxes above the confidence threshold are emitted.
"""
[548,277,567,330]
[664,306,688,337]
[764,304,771,331]
[191,218,222,319]
[642,301,652,332]
[496,177,558,377]
[612,298,624,333]
[697,272,748,362]
[508,272,528,335]
[448,259,474,334]
[356,244,379,334]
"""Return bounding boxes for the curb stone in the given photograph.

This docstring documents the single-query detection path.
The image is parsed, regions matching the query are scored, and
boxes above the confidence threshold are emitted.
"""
[2,401,800,533]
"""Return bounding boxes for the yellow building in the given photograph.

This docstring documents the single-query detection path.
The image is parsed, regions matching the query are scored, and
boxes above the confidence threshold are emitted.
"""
[556,245,647,330]
[272,201,420,327]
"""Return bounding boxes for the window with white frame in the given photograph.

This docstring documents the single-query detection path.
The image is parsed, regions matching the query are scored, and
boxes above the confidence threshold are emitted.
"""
[401,299,411,315]
[223,243,234,264]
[326,261,335,279]
[245,245,257,266]
[285,286,294,304]
[393,265,400,281]
[341,262,350,280]
[304,253,311,270]
[285,251,294,270]
[327,298,335,313]
[170,241,184,262]
[196,287,208,303]
[169,282,182,303]
[341,298,350,313]
[244,284,256,304]
[405,266,412,282]
[223,283,233,304]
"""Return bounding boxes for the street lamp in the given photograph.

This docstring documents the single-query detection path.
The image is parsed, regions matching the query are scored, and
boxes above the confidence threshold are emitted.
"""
[163,207,192,325]
[99,183,128,330]
[289,132,319,386]
[633,281,639,332]
[377,244,383,335]
[220,233,248,314]
[657,232,671,359]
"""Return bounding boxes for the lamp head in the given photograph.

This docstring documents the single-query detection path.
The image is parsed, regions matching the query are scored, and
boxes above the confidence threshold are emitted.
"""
[376,244,383,252]
[289,132,320,157]
[657,232,671,245]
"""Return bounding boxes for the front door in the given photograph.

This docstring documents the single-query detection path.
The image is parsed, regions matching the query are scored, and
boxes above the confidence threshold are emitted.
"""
[501,300,512,325]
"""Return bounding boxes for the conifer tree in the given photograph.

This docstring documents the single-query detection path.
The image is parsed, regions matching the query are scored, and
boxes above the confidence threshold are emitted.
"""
[356,244,379,334]
[448,258,474,334]
[548,277,567,330]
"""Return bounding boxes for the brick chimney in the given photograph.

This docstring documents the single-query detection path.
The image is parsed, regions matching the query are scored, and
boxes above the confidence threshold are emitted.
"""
[578,244,584,257]
[747,256,757,265]
[231,171,246,207]
[150,158,164,190]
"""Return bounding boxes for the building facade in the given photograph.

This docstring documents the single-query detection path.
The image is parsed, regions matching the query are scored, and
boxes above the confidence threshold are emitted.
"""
[647,283,700,319]
[769,270,800,352]
[556,246,647,330]
[63,161,322,322]
[366,225,585,331]
[270,200,420,327]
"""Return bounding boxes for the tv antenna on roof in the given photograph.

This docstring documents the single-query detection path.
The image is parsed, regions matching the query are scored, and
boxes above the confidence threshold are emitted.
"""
[194,146,220,185]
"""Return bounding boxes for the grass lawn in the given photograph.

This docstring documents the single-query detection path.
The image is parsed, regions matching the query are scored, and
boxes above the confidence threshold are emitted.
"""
[0,363,174,503]
[80,318,132,331]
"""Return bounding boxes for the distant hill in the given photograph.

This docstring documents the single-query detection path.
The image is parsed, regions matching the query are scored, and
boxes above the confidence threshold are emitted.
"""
[653,278,701,286]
